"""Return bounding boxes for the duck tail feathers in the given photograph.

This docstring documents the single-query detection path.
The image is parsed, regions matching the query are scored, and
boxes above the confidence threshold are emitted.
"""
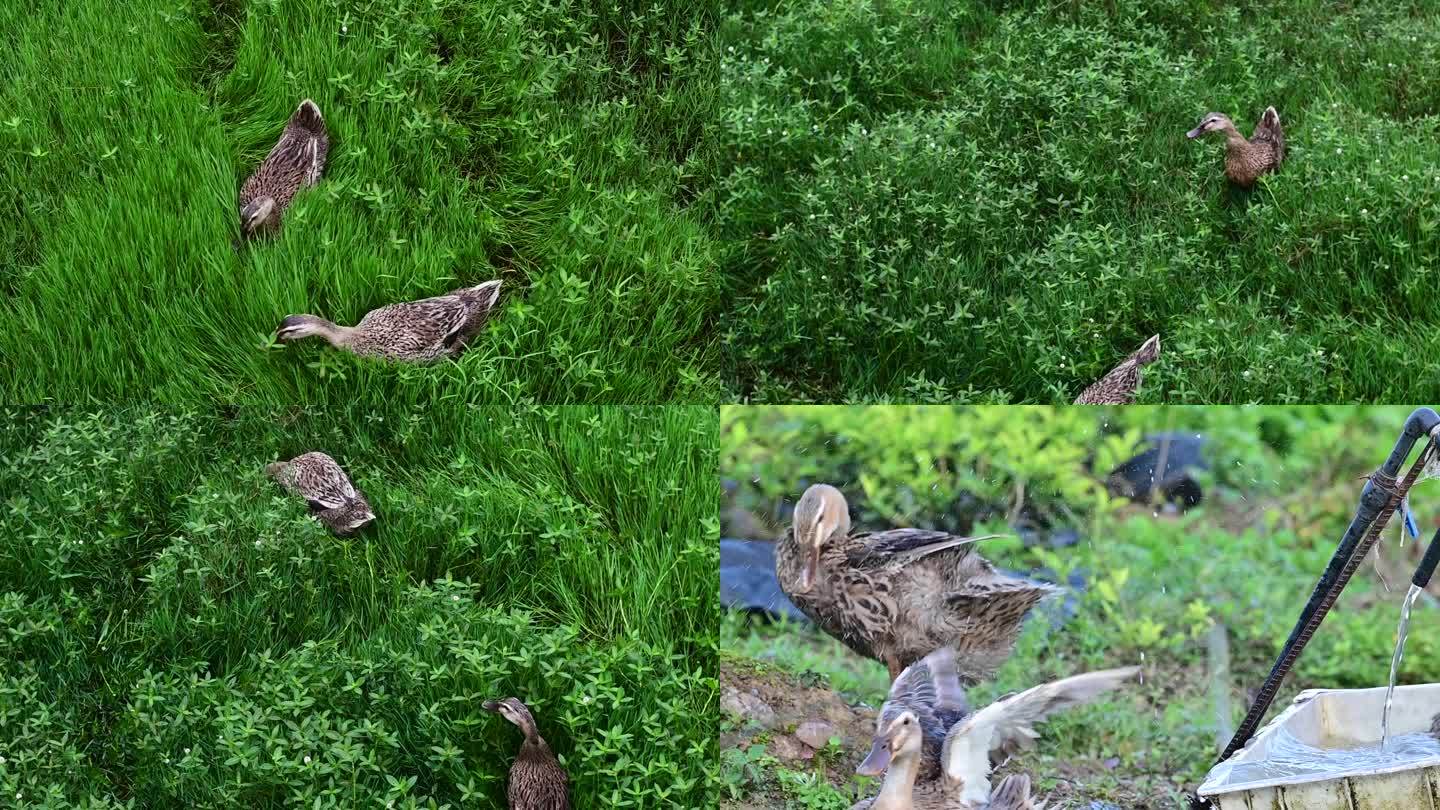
[292,99,326,135]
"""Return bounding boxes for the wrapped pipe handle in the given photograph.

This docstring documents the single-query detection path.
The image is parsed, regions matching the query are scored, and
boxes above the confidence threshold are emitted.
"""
[1414,527,1440,589]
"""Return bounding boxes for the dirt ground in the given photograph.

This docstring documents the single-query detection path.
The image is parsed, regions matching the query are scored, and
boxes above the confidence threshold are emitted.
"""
[720,658,878,808]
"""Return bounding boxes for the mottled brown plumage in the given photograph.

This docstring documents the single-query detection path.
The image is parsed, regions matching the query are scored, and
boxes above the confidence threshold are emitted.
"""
[483,697,570,810]
[275,280,502,362]
[852,655,1138,810]
[265,451,374,535]
[1186,107,1285,188]
[239,99,329,237]
[1073,334,1160,405]
[776,485,1056,682]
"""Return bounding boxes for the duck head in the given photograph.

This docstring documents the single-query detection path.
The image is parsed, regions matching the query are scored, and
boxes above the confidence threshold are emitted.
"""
[329,500,376,535]
[1186,112,1234,140]
[483,697,540,741]
[240,196,279,236]
[275,314,340,343]
[857,708,922,777]
[791,484,851,593]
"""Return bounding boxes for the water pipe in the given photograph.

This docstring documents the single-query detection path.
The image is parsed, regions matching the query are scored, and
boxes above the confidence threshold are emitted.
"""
[1412,526,1440,591]
[1191,407,1440,808]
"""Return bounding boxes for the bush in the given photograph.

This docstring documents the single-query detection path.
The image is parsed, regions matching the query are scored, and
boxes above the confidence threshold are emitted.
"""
[707,0,1440,402]
[0,406,718,807]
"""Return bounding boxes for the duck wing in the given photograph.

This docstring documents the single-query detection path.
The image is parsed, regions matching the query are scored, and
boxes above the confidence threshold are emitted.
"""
[874,647,971,779]
[939,569,1058,685]
[282,99,329,187]
[240,100,330,208]
[1252,106,1284,162]
[358,294,473,352]
[989,774,1045,810]
[268,452,357,510]
[848,529,1003,568]
[294,451,359,509]
[940,667,1140,805]
[887,646,968,716]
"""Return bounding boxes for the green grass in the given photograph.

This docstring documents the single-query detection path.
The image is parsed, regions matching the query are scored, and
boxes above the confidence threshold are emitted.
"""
[721,405,1440,807]
[0,0,721,404]
[0,405,719,807]
[10,0,1440,404]
[707,0,1440,402]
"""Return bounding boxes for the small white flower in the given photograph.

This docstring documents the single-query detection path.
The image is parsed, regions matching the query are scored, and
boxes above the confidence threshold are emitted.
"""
[1403,175,1408,181]
[1336,148,1342,154]
[451,595,460,602]
[0,755,6,764]
[184,748,191,755]
[341,25,347,33]
[304,755,312,764]
[1361,208,1368,215]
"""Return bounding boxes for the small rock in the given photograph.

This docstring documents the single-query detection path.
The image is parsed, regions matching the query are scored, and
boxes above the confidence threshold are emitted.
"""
[1087,803,1123,810]
[794,720,838,749]
[768,734,815,762]
[721,686,777,729]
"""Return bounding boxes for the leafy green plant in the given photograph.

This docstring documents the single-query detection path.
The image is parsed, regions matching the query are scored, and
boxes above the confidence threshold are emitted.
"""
[706,0,1440,402]
[0,406,718,807]
[721,743,773,799]
[776,768,852,810]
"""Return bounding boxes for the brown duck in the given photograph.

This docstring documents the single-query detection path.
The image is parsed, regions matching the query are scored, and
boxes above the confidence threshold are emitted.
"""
[483,697,570,810]
[240,99,329,237]
[275,281,502,362]
[1073,334,1160,405]
[776,484,1056,681]
[265,451,374,535]
[1186,107,1285,188]
[852,648,1139,809]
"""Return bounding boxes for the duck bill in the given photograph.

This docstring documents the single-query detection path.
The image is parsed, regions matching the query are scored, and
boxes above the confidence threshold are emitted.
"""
[856,739,891,776]
[481,700,501,713]
[1185,126,1204,139]
[797,545,820,592]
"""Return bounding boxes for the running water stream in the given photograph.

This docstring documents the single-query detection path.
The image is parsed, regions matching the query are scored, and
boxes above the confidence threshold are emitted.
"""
[1380,583,1425,748]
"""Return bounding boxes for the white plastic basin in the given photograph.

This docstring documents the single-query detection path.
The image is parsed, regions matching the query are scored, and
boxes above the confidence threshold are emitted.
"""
[1198,685,1440,809]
